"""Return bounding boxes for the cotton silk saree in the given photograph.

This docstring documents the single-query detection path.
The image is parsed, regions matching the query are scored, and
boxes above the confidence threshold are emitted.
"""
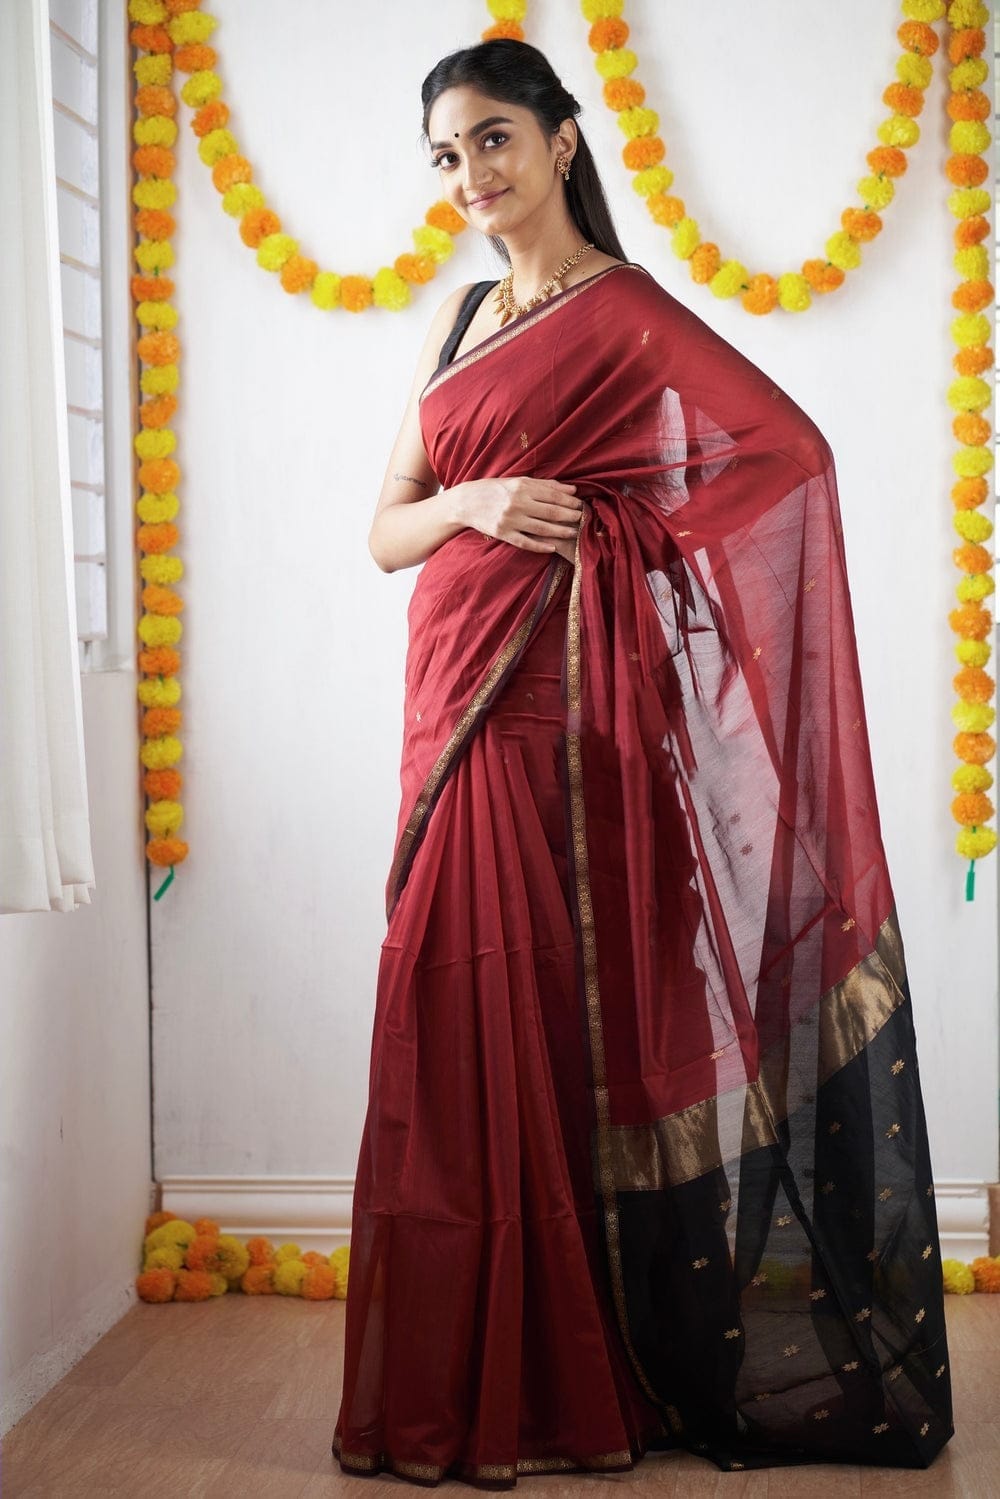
[332,263,953,1485]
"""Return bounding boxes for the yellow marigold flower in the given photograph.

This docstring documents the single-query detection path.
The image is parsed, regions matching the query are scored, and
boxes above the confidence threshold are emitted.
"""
[197,127,239,165]
[140,555,183,587]
[274,1259,308,1295]
[129,0,167,20]
[709,261,749,298]
[877,114,920,149]
[145,799,184,837]
[952,701,995,733]
[617,106,658,139]
[632,165,673,197]
[953,446,994,479]
[413,225,454,263]
[137,675,181,708]
[134,240,174,272]
[311,271,342,310]
[895,54,933,90]
[133,55,172,88]
[140,733,183,770]
[957,573,995,603]
[140,363,179,395]
[132,179,177,210]
[954,512,993,546]
[955,246,990,280]
[595,47,637,80]
[948,0,989,24]
[256,233,298,271]
[950,120,991,156]
[134,429,176,460]
[857,175,895,210]
[166,10,216,45]
[582,0,624,17]
[181,69,222,108]
[372,267,411,311]
[487,0,526,16]
[957,824,998,857]
[133,116,177,148]
[221,182,264,216]
[951,311,991,345]
[777,272,811,311]
[144,1245,183,1272]
[137,492,179,523]
[952,761,993,791]
[948,187,991,219]
[941,1257,976,1293]
[950,58,989,90]
[826,231,862,271]
[137,613,182,648]
[948,375,992,411]
[671,218,701,259]
[136,300,179,330]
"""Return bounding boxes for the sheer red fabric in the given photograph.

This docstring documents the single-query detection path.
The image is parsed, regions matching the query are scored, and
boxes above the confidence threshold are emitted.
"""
[333,264,953,1485]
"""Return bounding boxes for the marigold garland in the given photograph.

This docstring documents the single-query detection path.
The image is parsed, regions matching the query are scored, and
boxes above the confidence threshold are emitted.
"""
[136,1210,351,1301]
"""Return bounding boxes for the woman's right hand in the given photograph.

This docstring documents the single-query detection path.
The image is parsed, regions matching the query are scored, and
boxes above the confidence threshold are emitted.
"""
[452,476,584,560]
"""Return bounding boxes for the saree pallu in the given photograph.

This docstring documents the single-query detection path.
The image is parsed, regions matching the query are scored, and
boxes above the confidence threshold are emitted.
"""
[333,263,954,1485]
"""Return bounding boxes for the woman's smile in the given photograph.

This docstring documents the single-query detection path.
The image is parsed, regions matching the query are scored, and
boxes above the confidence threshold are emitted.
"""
[468,187,509,209]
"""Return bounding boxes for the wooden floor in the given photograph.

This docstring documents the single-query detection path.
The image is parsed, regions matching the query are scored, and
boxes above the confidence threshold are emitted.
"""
[3,1293,998,1497]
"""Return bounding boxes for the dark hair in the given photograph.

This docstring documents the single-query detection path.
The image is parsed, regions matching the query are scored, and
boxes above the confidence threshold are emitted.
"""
[420,39,626,265]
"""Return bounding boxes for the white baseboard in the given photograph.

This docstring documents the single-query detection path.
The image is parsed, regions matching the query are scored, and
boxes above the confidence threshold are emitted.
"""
[158,1176,993,1263]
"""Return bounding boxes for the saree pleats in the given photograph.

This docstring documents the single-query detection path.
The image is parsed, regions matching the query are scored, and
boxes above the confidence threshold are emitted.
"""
[334,264,953,1483]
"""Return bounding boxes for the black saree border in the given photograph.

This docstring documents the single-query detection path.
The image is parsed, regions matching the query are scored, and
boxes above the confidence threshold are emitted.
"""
[418,262,647,405]
[384,554,571,925]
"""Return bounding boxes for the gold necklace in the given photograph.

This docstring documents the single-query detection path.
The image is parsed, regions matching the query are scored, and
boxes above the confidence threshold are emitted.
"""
[493,242,596,327]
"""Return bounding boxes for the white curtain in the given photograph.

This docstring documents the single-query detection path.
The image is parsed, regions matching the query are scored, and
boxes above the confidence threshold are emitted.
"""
[0,0,95,913]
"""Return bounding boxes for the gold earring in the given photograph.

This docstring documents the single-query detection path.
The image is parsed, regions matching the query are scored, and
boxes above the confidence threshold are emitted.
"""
[556,155,571,181]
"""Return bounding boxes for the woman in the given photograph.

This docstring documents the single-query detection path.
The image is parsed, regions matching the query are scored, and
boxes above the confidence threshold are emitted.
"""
[332,38,953,1487]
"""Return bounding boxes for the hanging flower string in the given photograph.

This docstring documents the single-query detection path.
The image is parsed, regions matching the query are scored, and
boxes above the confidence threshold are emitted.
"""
[943,0,997,896]
[130,0,190,897]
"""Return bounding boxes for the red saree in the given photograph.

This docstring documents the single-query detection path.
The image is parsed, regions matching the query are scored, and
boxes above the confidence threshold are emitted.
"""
[333,263,953,1484]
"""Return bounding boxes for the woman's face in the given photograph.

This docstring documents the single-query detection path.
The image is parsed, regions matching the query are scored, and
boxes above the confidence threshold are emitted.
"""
[426,85,572,240]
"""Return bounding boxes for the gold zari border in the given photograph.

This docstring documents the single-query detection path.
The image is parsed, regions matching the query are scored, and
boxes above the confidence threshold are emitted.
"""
[332,1429,635,1481]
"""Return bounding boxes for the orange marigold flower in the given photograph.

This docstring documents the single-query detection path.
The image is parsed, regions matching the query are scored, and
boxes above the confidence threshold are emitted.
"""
[866,146,907,178]
[341,275,374,313]
[952,790,994,825]
[947,154,989,188]
[129,24,173,53]
[954,663,995,702]
[949,27,985,64]
[589,17,629,50]
[174,42,216,72]
[742,274,779,315]
[184,1235,225,1273]
[239,206,281,248]
[165,0,201,12]
[689,242,721,284]
[955,215,990,248]
[950,600,992,636]
[953,413,991,445]
[140,394,178,429]
[425,201,467,234]
[302,1264,337,1300]
[842,208,882,242]
[647,194,685,227]
[131,274,174,302]
[952,279,993,313]
[954,544,994,577]
[133,144,175,178]
[394,253,437,284]
[135,84,176,117]
[246,1236,274,1266]
[971,1256,1000,1292]
[135,207,175,239]
[953,346,993,377]
[482,21,523,40]
[136,1268,175,1303]
[144,767,182,799]
[142,583,184,616]
[604,77,645,110]
[192,99,229,136]
[952,477,989,511]
[802,260,845,293]
[953,731,995,766]
[212,154,252,193]
[174,1269,213,1302]
[242,1264,276,1295]
[896,21,938,55]
[948,89,990,122]
[139,457,180,495]
[280,255,318,294]
[147,835,188,867]
[623,136,665,170]
[142,706,182,737]
[137,331,180,366]
[138,645,180,676]
[883,82,924,116]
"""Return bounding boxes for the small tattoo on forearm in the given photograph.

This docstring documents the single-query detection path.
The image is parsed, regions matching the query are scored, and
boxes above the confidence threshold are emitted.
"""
[393,472,429,488]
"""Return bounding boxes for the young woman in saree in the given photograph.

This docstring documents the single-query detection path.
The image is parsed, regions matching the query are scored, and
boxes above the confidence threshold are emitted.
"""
[332,38,954,1487]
